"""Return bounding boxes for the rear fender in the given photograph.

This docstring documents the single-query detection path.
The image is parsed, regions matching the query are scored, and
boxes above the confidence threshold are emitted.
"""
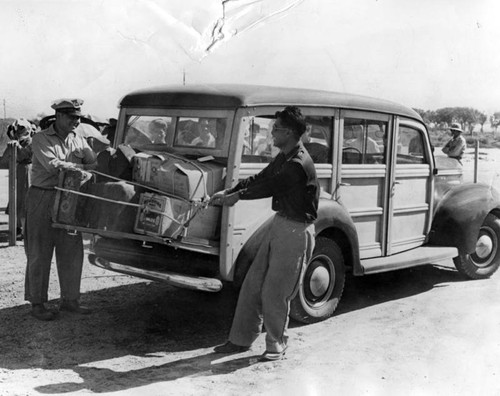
[232,198,360,287]
[315,199,360,275]
[428,182,500,253]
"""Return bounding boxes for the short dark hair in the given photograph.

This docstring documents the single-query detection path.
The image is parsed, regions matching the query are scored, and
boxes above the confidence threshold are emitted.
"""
[275,106,306,139]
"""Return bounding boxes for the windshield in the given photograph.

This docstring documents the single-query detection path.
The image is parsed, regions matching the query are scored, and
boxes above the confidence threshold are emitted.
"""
[122,114,228,153]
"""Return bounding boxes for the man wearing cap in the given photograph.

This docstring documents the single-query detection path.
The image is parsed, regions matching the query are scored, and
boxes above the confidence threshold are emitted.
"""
[25,98,97,321]
[442,122,466,163]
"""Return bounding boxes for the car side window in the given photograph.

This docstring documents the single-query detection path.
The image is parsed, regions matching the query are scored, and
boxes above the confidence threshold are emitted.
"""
[240,115,333,164]
[396,126,427,164]
[302,116,332,164]
[342,118,387,164]
[240,116,278,163]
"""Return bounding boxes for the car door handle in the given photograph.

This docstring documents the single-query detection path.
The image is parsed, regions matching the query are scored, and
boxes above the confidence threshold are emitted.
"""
[391,181,400,196]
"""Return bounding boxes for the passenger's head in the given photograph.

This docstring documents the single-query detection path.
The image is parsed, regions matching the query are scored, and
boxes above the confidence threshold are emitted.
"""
[198,118,216,139]
[352,125,364,139]
[301,124,313,143]
[250,123,260,137]
[148,119,169,143]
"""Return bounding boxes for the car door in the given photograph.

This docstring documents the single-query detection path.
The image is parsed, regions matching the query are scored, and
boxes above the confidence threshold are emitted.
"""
[338,110,391,259]
[386,118,433,255]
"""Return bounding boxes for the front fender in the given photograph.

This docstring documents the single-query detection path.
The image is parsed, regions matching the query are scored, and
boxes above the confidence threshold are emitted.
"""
[428,182,500,253]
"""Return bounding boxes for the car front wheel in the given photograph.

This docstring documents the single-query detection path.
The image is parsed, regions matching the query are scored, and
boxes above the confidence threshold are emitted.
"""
[290,237,345,324]
[453,213,500,279]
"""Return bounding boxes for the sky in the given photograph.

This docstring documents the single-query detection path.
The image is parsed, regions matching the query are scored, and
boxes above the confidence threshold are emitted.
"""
[0,0,499,120]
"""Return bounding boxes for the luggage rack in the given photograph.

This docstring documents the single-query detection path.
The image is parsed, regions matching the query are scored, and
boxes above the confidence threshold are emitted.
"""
[52,167,221,256]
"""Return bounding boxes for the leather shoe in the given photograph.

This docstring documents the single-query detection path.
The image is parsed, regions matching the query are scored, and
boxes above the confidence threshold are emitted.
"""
[214,341,250,354]
[60,300,91,315]
[31,304,57,321]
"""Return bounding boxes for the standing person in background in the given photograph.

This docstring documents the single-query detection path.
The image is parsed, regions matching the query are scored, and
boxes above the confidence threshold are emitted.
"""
[210,106,318,361]
[0,118,36,237]
[442,122,466,163]
[25,99,97,321]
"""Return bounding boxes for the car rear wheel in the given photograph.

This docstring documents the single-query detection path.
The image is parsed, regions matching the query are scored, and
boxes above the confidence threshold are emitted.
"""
[453,213,500,279]
[290,237,345,324]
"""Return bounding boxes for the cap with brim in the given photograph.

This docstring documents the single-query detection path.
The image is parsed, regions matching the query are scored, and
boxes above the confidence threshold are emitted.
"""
[51,98,84,117]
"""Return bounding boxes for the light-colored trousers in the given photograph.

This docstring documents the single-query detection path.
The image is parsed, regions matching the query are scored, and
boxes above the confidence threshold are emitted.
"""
[24,187,84,304]
[229,214,315,353]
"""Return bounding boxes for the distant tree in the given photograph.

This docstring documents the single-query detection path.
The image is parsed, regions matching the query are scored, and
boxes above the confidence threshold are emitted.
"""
[491,112,500,132]
[413,108,437,128]
[434,107,486,134]
[435,107,455,125]
[473,109,487,132]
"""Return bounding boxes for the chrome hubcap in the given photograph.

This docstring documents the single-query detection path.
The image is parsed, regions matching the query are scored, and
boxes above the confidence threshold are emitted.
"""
[304,255,335,306]
[309,266,330,297]
[476,234,493,259]
[472,226,497,268]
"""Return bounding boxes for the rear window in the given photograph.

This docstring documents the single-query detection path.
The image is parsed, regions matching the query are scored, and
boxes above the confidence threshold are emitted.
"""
[122,115,227,152]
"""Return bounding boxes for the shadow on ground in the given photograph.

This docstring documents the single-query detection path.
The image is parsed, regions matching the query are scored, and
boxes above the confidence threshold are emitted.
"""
[0,262,471,394]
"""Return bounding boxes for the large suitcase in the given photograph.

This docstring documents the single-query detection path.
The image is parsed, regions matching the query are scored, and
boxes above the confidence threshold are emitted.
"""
[86,181,142,233]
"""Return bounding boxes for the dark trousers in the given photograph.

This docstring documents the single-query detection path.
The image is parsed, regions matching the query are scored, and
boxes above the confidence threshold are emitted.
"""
[24,187,83,304]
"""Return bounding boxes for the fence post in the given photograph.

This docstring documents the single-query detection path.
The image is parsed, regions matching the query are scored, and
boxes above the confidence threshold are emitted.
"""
[473,140,479,184]
[8,145,17,246]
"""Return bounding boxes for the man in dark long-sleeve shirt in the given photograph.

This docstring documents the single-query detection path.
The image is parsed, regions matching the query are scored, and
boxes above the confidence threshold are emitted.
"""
[211,106,319,361]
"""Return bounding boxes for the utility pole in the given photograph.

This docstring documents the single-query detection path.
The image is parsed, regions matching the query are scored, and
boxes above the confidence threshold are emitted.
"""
[3,99,5,119]
[183,69,186,86]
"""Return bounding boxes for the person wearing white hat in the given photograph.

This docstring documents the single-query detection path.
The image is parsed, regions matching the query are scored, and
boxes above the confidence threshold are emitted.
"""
[442,122,466,163]
[0,118,37,236]
[24,98,97,321]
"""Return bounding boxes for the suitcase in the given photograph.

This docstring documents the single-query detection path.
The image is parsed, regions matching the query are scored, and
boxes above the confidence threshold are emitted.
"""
[87,181,142,233]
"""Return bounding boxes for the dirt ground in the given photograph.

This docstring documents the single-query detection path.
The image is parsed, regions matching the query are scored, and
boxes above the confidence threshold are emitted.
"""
[0,229,499,396]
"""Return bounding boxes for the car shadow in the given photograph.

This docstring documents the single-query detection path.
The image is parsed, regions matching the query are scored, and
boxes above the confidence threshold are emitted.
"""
[317,263,466,319]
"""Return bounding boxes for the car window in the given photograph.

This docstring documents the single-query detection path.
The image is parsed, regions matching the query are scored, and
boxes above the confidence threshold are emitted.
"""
[240,115,333,164]
[240,116,279,163]
[397,126,427,164]
[342,118,387,164]
[302,116,332,164]
[124,116,174,148]
[174,117,226,149]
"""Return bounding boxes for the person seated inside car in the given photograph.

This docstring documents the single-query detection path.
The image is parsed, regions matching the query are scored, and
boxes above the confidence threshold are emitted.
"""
[191,118,216,147]
[148,118,169,144]
[345,124,380,154]
[301,124,329,163]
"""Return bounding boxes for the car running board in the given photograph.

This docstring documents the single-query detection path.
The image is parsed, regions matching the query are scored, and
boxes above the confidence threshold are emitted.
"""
[88,254,223,292]
[360,246,459,275]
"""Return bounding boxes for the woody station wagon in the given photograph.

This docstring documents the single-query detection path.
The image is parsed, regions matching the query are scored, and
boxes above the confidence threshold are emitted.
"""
[53,84,500,323]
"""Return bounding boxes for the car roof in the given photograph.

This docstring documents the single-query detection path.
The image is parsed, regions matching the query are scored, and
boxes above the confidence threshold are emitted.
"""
[120,84,422,121]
